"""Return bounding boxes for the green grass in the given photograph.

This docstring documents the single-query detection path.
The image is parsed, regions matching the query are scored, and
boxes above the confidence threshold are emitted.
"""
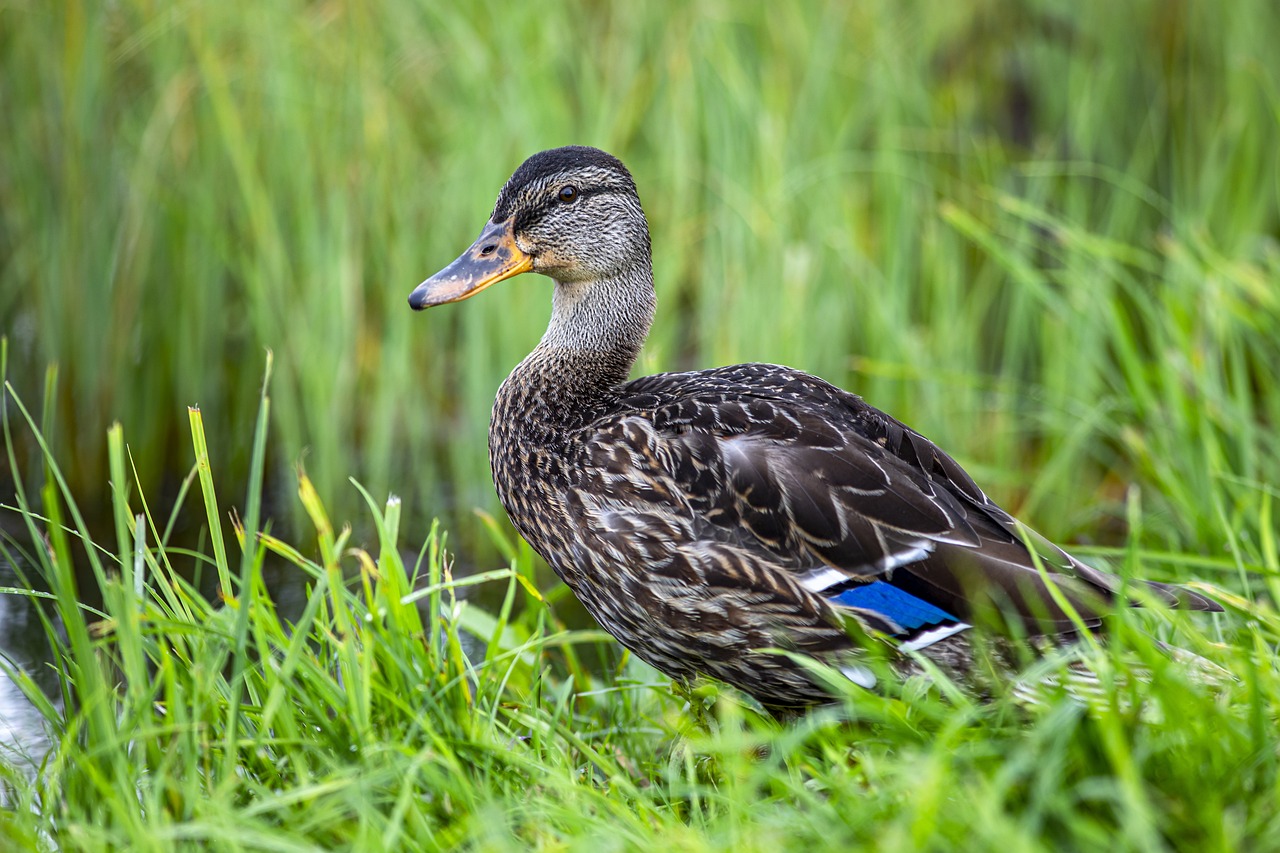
[2,0,1280,848]
[1,365,1278,851]
[2,0,1277,560]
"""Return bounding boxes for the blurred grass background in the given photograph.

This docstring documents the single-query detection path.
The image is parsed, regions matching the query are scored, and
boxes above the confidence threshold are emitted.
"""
[3,2,1280,848]
[2,0,1278,572]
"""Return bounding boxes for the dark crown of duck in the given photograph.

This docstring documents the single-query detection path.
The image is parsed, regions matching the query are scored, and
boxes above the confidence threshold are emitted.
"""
[409,146,1221,710]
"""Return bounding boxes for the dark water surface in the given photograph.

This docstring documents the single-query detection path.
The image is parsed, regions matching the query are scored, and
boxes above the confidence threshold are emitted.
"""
[0,555,57,772]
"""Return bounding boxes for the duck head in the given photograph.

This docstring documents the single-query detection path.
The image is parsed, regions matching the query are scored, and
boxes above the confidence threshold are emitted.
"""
[409,146,652,309]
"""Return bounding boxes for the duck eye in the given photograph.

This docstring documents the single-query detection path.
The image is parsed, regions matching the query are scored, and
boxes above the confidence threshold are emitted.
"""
[557,185,578,203]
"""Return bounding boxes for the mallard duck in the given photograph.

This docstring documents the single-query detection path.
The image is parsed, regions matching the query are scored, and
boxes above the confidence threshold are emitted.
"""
[409,146,1221,709]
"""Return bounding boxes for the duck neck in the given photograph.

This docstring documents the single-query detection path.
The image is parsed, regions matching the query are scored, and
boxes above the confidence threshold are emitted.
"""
[514,262,657,406]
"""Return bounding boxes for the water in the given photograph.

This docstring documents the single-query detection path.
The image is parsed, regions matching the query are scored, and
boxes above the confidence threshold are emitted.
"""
[0,556,57,779]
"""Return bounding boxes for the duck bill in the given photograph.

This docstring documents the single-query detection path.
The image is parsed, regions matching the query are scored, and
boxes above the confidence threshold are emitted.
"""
[408,219,533,310]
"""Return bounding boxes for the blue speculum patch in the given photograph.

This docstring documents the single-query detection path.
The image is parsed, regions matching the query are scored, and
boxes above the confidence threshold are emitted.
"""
[830,581,958,632]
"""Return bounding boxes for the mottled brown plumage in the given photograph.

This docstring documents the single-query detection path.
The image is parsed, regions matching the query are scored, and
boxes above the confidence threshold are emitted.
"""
[409,146,1221,709]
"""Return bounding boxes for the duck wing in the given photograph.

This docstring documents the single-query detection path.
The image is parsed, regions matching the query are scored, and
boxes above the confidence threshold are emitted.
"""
[569,364,1218,644]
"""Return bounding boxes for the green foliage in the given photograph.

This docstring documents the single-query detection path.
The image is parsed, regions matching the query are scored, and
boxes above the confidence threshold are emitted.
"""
[0,358,1277,851]
[2,0,1277,562]
[2,0,1279,848]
